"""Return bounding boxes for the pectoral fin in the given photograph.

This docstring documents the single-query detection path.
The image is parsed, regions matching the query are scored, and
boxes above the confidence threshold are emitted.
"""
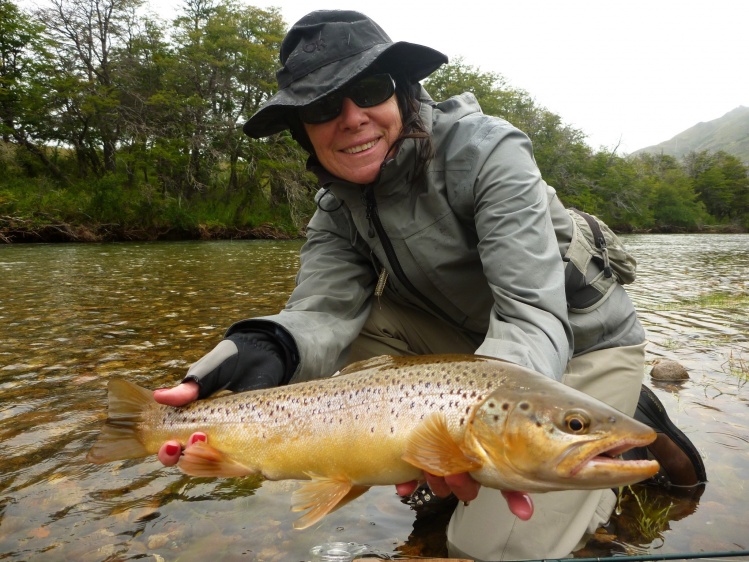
[179,441,254,478]
[291,475,370,530]
[402,413,482,476]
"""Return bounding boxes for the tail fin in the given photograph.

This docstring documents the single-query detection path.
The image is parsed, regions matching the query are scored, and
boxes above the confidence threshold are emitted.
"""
[87,379,153,464]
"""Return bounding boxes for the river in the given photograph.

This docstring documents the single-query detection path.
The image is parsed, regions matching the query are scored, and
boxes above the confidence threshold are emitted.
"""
[1,234,747,561]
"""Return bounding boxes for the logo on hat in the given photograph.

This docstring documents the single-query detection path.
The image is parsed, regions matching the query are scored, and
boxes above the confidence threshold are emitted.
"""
[302,38,326,54]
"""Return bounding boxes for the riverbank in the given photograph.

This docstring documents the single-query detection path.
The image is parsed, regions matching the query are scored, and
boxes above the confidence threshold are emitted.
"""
[1,215,744,244]
[0,216,298,243]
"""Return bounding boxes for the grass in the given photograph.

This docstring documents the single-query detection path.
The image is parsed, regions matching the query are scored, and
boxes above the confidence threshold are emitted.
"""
[626,486,674,542]
[653,292,749,312]
[723,350,749,385]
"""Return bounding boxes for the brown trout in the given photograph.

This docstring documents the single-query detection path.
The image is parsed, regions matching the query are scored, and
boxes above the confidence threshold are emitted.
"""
[87,354,659,529]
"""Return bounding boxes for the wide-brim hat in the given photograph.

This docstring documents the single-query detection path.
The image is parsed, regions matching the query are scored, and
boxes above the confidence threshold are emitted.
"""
[243,10,447,138]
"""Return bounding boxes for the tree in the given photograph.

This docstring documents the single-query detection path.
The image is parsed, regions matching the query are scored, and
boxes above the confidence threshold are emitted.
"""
[0,0,65,178]
[164,0,285,196]
[635,154,706,230]
[685,150,748,223]
[39,0,145,175]
[423,59,590,196]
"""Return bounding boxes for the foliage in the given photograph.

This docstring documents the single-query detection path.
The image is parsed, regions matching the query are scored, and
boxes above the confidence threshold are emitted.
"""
[1,1,747,241]
[424,59,747,233]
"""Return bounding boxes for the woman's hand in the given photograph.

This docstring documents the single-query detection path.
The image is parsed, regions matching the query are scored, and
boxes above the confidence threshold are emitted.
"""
[396,472,481,503]
[153,381,201,466]
[396,473,534,520]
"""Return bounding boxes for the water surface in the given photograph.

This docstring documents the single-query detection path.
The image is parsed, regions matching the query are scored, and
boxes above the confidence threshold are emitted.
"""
[1,234,747,560]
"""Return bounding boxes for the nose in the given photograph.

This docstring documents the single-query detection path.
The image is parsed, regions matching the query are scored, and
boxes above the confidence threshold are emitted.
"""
[337,97,369,128]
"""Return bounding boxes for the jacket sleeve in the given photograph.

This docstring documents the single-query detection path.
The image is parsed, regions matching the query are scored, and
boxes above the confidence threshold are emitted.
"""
[237,189,377,382]
[470,124,573,380]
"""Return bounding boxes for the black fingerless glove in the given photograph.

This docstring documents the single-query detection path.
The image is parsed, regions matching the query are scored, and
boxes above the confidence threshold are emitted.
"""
[182,324,299,399]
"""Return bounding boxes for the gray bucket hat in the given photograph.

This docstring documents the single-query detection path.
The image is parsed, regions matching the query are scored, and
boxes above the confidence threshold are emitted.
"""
[242,10,448,138]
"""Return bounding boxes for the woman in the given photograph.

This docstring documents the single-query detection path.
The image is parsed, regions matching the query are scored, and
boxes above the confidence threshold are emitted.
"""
[154,10,700,560]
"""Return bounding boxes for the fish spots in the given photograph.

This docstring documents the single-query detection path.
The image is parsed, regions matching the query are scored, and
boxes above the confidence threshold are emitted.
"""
[502,403,510,411]
[519,402,530,411]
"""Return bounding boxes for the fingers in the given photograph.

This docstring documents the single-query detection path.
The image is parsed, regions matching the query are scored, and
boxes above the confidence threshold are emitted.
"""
[501,490,534,520]
[153,381,200,406]
[427,472,481,502]
[397,473,481,503]
[423,472,452,497]
[158,440,183,466]
[395,480,419,497]
[156,432,207,467]
[187,432,207,446]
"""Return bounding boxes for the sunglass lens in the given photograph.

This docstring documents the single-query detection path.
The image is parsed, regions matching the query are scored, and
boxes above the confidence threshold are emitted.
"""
[349,74,394,108]
[299,93,342,124]
[299,74,394,124]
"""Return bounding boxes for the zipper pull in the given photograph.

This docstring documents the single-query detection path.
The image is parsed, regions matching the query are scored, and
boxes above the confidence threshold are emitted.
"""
[374,268,388,297]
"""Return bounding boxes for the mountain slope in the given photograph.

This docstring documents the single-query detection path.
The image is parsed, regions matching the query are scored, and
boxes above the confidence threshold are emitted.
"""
[633,106,749,163]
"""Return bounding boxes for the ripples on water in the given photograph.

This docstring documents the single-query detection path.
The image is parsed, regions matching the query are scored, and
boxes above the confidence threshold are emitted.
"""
[0,235,747,561]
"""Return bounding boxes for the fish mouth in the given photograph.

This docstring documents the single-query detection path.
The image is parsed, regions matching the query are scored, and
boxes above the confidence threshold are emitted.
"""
[567,434,660,482]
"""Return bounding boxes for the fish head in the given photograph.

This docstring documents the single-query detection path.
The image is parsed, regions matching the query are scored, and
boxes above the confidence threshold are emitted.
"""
[463,384,660,492]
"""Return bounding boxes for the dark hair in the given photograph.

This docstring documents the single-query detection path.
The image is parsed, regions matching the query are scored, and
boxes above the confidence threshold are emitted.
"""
[286,74,435,183]
[393,74,434,183]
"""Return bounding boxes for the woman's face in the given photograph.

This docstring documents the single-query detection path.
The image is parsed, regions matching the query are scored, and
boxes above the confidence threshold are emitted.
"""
[303,95,403,185]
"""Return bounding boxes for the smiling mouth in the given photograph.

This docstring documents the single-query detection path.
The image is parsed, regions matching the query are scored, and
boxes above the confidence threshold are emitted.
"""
[343,139,378,154]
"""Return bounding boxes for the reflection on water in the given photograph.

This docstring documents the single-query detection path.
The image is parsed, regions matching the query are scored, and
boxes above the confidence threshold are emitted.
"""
[0,235,747,561]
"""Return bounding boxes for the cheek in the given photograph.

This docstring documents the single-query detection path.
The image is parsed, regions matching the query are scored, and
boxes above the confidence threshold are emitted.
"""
[382,99,403,135]
[303,123,329,153]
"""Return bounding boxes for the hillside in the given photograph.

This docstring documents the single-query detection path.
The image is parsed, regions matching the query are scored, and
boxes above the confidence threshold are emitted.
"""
[633,106,749,164]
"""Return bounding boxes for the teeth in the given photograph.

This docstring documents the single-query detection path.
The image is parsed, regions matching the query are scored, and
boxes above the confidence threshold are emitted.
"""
[344,140,377,154]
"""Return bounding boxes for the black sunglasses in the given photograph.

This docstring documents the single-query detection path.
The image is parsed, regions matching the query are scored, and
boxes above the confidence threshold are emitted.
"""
[298,73,396,125]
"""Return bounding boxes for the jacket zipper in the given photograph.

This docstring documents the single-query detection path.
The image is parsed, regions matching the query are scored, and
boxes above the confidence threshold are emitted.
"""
[363,185,460,328]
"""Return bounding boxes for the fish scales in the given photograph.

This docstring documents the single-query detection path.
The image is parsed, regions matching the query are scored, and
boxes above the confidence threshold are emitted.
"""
[87,354,660,529]
[139,358,506,485]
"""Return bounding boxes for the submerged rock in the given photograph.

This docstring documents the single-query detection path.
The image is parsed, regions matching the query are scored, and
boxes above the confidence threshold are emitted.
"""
[650,359,689,381]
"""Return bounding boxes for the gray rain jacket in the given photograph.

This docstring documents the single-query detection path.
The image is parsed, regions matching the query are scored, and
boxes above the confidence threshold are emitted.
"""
[231,91,645,383]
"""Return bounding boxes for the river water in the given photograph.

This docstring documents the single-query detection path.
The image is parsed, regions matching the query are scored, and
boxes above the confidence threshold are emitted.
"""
[0,234,747,561]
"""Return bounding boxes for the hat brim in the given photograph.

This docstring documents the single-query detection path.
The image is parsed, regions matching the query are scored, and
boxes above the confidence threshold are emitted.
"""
[243,41,447,138]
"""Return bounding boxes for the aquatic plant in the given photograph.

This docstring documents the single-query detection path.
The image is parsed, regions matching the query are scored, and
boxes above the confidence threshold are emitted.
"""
[723,350,748,385]
[627,486,674,543]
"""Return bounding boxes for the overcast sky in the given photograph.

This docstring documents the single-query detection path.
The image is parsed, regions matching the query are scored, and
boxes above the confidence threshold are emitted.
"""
[54,0,749,154]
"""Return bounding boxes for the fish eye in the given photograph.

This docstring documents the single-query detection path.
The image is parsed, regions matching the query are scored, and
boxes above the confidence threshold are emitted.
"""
[564,412,590,434]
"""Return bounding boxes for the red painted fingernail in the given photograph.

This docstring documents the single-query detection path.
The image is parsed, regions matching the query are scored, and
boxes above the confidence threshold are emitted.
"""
[189,433,207,445]
[165,444,180,456]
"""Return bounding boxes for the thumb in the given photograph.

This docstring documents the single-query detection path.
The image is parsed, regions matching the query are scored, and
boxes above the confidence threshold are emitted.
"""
[153,381,199,406]
[501,491,534,520]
